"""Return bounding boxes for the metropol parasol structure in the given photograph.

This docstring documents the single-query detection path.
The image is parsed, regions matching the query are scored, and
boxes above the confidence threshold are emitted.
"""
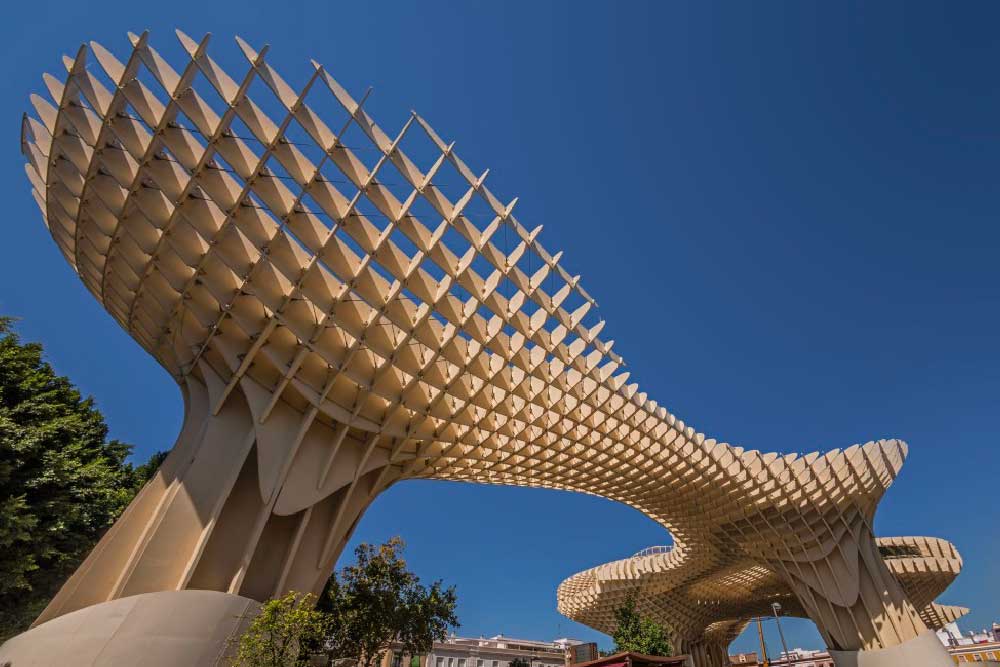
[3,30,965,667]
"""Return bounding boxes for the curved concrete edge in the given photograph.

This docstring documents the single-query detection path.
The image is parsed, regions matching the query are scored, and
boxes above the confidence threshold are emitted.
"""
[829,630,952,667]
[0,590,259,667]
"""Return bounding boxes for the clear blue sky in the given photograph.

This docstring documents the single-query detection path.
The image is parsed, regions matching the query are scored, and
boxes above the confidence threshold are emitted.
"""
[2,0,997,654]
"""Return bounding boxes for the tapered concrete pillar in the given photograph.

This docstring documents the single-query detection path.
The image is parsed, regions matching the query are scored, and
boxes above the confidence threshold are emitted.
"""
[34,363,395,628]
[828,630,952,667]
[0,591,257,667]
[765,517,929,654]
[675,639,728,667]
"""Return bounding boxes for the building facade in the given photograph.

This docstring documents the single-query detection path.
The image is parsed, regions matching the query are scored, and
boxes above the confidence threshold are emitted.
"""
[726,648,834,667]
[381,635,589,667]
[946,643,1000,664]
[776,649,835,667]
[938,621,1000,664]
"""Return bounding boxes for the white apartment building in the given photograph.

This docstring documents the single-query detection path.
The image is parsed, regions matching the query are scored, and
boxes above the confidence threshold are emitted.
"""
[383,634,589,667]
[775,648,834,667]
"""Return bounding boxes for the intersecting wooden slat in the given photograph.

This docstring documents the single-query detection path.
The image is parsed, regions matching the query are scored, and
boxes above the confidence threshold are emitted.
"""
[20,32,962,667]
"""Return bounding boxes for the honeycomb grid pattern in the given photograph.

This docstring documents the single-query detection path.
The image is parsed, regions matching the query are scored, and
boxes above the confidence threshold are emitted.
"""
[20,31,961,667]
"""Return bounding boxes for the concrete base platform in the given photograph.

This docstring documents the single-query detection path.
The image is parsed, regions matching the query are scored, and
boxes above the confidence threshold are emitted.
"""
[830,630,954,667]
[0,591,259,667]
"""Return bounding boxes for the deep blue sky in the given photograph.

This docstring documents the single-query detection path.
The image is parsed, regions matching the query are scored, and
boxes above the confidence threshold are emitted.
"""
[2,0,998,654]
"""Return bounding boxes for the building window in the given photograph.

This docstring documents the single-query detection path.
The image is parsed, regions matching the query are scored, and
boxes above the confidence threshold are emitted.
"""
[458,660,465,667]
[448,658,454,667]
[492,661,499,667]
[436,658,444,667]
[477,660,484,667]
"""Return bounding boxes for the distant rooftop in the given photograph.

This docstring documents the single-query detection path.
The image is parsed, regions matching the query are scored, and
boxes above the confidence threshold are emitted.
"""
[442,634,585,650]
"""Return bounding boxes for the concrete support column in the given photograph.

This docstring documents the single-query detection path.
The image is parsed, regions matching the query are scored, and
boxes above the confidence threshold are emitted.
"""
[675,638,729,667]
[768,516,928,653]
[751,512,952,666]
[32,363,397,629]
[828,630,953,667]
[0,590,258,667]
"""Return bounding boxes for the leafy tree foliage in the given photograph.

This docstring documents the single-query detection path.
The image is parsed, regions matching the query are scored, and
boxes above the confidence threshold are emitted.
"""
[611,595,672,656]
[233,592,331,667]
[0,317,164,639]
[509,658,530,667]
[320,537,459,667]
[128,450,168,492]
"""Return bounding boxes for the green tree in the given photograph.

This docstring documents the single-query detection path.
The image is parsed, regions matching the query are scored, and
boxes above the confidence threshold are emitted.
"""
[0,317,163,639]
[509,658,530,667]
[321,537,459,667]
[611,595,672,656]
[233,592,330,667]
[127,449,168,492]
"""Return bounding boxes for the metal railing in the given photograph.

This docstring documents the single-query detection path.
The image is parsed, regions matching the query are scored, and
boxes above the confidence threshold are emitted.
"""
[631,545,673,558]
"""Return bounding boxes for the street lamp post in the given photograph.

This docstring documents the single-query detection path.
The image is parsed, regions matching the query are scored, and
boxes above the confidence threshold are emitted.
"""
[771,603,790,665]
[755,616,770,667]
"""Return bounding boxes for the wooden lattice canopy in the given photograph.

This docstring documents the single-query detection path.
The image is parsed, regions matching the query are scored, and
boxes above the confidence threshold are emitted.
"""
[20,31,963,667]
